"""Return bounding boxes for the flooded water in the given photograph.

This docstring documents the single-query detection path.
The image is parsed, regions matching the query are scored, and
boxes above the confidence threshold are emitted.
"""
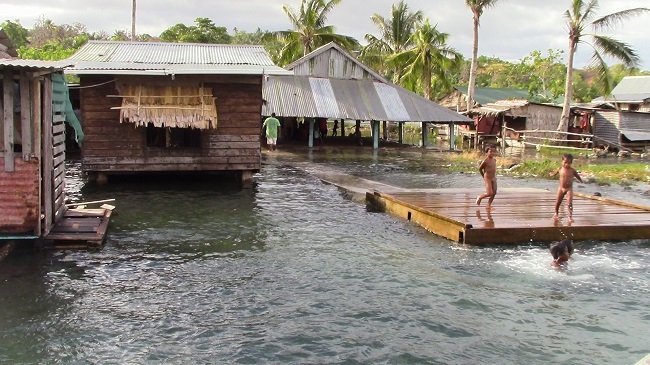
[1,147,649,364]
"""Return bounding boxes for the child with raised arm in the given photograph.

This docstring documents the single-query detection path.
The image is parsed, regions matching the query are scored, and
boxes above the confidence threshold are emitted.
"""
[550,154,583,221]
[476,145,497,209]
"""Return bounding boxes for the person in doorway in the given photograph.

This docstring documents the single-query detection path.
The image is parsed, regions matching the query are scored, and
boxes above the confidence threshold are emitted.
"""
[318,118,328,140]
[332,119,339,137]
[476,145,498,209]
[262,113,281,151]
[550,239,574,268]
[550,154,583,221]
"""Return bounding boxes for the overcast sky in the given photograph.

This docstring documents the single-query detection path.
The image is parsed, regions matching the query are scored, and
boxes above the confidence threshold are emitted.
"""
[2,0,649,69]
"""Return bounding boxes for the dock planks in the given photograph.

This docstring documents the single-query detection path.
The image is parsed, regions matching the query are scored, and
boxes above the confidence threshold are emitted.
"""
[44,207,113,248]
[366,188,650,245]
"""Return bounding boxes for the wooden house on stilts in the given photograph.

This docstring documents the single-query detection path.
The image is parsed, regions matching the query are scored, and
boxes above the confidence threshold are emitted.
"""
[262,42,471,149]
[0,56,96,243]
[63,41,291,185]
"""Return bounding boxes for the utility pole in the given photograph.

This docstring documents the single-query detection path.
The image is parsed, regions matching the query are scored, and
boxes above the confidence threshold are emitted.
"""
[131,0,136,41]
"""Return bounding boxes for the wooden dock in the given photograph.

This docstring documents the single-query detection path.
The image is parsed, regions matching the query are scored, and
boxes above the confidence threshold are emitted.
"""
[44,206,113,248]
[366,188,650,245]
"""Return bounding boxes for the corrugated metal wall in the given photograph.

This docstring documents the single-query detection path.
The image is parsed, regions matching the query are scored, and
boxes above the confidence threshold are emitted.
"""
[593,111,621,145]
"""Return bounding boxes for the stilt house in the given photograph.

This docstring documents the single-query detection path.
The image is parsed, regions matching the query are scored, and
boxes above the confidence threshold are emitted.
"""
[0,57,73,238]
[262,42,471,149]
[63,41,291,185]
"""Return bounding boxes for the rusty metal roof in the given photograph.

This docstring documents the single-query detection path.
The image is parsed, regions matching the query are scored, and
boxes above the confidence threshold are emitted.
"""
[64,41,292,76]
[262,75,472,123]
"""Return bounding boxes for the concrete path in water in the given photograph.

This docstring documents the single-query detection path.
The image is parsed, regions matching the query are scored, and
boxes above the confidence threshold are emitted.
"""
[261,150,410,202]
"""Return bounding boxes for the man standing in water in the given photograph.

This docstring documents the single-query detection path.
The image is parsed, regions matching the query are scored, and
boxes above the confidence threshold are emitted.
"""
[476,145,497,209]
[262,113,281,152]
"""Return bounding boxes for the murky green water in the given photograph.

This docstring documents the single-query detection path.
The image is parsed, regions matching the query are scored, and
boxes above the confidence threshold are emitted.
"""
[1,147,649,364]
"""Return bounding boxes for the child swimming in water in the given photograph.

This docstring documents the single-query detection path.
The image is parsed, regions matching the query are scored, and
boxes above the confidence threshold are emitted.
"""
[550,239,574,268]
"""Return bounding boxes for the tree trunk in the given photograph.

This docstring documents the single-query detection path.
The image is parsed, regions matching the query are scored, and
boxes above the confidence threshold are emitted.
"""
[424,54,431,100]
[467,13,480,112]
[557,39,577,137]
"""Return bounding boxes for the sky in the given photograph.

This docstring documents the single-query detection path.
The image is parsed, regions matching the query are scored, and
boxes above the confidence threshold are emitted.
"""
[1,0,649,69]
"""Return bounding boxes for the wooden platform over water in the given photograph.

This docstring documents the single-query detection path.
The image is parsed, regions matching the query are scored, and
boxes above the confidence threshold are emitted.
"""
[44,207,113,248]
[367,188,650,245]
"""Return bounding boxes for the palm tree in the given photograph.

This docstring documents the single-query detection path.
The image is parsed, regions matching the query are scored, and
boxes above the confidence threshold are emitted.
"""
[391,19,461,100]
[465,0,501,112]
[557,0,649,133]
[274,0,359,65]
[361,1,423,83]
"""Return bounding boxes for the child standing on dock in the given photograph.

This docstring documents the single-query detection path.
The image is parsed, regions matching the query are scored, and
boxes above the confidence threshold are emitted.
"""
[476,145,498,209]
[550,154,583,221]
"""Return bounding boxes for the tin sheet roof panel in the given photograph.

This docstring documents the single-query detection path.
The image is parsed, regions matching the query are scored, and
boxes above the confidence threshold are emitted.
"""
[263,75,471,123]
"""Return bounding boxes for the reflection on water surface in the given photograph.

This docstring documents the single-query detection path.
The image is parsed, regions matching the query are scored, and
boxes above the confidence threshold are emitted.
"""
[0,149,648,364]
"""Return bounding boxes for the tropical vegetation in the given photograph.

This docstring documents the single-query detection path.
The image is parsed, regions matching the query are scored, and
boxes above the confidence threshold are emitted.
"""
[557,0,650,133]
[2,0,650,117]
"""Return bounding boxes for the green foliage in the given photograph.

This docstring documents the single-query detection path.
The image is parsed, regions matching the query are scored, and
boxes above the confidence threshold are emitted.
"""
[233,28,283,63]
[391,19,461,100]
[360,0,423,83]
[160,17,231,44]
[273,0,359,65]
[18,42,78,60]
[1,19,29,49]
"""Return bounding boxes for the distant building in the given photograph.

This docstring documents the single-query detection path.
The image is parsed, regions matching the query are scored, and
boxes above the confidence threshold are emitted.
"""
[605,76,650,112]
[437,86,530,113]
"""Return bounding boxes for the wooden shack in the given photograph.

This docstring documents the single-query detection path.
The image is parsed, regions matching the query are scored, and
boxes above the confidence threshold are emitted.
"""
[0,59,70,238]
[461,99,564,149]
[63,41,291,185]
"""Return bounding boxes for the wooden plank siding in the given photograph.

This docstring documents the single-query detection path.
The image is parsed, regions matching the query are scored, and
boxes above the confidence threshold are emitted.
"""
[51,76,68,227]
[79,74,263,174]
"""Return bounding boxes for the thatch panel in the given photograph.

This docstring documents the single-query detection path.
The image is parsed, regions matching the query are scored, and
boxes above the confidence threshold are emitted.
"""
[115,84,218,129]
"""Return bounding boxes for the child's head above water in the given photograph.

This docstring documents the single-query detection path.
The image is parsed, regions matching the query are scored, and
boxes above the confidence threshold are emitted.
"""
[550,239,574,265]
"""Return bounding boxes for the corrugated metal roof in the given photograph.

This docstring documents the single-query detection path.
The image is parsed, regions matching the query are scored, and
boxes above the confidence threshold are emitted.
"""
[610,76,650,102]
[64,41,292,76]
[263,75,472,123]
[454,86,529,106]
[0,59,68,70]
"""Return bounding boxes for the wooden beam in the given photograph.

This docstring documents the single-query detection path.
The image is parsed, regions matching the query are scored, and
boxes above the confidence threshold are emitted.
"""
[20,71,32,159]
[3,70,14,172]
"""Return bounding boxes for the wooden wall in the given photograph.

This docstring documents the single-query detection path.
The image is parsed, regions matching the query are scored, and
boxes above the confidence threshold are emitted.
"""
[79,74,263,174]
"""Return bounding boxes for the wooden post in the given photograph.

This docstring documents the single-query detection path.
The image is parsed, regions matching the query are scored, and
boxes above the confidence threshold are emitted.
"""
[308,118,314,148]
[3,70,15,172]
[20,72,32,160]
[42,76,53,234]
[398,122,404,144]
[421,122,427,148]
[241,170,254,188]
[501,121,507,150]
[373,120,379,149]
[341,119,345,137]
[382,121,388,140]
[449,122,456,150]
